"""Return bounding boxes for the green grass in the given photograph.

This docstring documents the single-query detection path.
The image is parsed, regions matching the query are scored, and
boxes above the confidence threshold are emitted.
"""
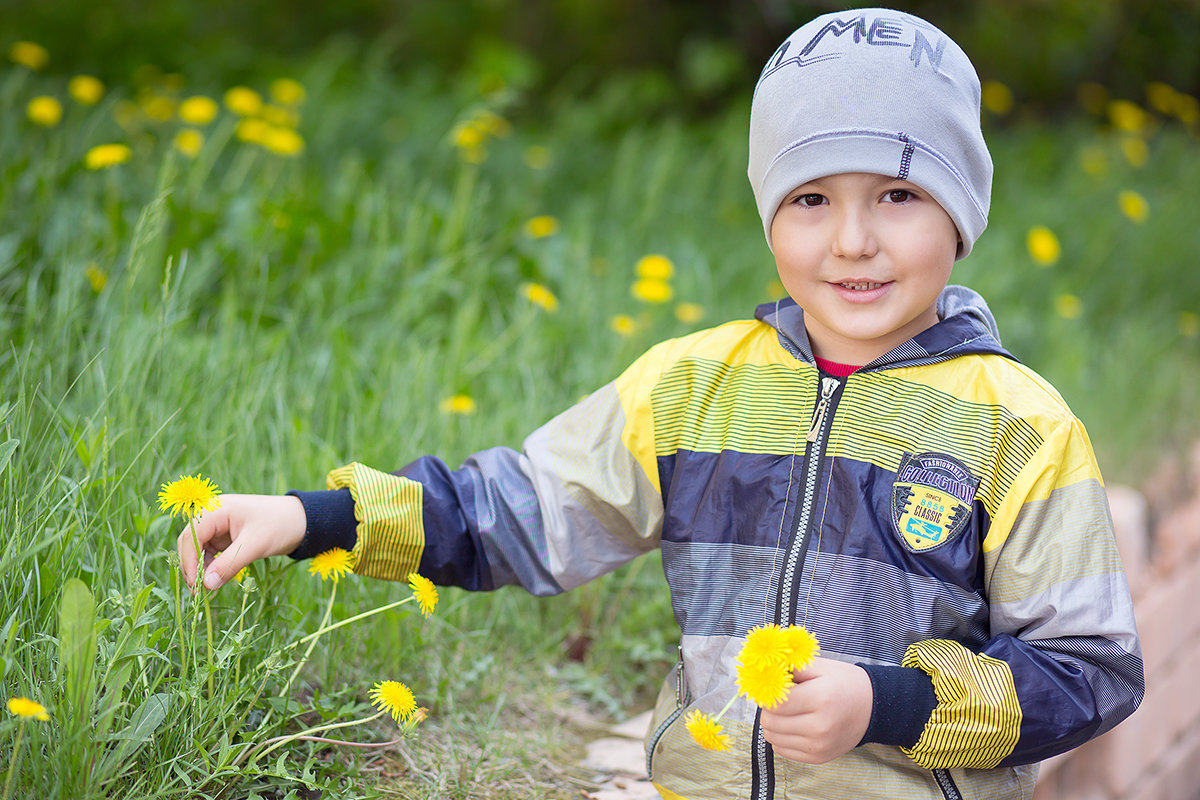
[1,41,1198,799]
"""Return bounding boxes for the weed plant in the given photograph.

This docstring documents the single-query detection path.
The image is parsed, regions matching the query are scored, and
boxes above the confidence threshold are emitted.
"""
[1,38,1198,799]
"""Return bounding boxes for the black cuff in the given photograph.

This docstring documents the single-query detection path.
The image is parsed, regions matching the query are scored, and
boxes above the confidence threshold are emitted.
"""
[285,488,357,560]
[858,664,937,748]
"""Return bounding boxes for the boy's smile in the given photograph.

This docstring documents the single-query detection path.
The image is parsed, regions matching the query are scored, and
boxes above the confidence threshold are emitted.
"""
[769,172,960,366]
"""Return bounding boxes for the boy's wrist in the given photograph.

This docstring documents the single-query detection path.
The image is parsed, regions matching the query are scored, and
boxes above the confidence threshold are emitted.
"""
[285,488,357,560]
[856,664,937,748]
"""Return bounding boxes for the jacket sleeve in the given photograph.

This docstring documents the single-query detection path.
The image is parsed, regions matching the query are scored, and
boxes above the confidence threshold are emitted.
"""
[899,414,1144,769]
[291,347,670,595]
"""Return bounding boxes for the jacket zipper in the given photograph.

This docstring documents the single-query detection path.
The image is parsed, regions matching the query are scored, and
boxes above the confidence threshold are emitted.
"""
[646,644,687,779]
[752,374,844,800]
[933,768,963,800]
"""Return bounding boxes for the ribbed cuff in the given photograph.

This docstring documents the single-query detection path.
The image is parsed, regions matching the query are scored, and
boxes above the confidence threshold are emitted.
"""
[285,488,357,560]
[858,664,937,748]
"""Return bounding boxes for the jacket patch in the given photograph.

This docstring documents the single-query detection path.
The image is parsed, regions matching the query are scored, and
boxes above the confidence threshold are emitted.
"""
[892,452,979,553]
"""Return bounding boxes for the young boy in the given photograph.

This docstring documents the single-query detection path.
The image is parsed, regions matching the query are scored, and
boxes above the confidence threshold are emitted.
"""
[179,8,1143,799]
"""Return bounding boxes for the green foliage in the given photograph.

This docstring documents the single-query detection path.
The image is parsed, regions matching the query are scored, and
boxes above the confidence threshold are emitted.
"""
[0,27,1198,798]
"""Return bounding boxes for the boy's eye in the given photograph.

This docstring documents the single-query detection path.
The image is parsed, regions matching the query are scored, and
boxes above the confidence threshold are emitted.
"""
[885,189,913,203]
[793,193,825,207]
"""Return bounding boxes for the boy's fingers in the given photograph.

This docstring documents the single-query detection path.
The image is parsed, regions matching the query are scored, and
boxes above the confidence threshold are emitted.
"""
[200,541,254,592]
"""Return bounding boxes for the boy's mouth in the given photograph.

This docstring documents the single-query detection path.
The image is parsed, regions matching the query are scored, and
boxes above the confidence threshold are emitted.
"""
[838,281,885,291]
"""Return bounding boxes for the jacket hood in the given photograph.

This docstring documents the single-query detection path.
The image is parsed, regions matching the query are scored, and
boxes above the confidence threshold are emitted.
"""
[754,284,1013,370]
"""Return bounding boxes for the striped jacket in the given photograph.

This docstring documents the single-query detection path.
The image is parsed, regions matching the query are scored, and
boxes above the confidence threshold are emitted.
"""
[293,288,1143,800]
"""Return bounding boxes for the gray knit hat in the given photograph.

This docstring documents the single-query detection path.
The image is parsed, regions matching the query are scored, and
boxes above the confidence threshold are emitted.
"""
[748,8,992,259]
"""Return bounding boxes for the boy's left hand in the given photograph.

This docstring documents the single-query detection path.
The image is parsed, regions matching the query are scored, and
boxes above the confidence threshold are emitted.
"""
[759,657,873,764]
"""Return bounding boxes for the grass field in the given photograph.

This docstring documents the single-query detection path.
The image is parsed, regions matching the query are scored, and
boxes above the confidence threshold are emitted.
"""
[2,38,1199,799]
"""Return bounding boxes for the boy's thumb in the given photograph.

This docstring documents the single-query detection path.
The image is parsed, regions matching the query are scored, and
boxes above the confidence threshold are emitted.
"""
[203,548,245,591]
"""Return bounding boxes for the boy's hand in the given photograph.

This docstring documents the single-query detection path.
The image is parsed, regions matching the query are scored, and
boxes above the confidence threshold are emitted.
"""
[176,494,307,592]
[759,657,873,764]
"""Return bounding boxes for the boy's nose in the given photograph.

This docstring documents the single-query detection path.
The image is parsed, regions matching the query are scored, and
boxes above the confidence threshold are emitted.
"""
[830,209,878,259]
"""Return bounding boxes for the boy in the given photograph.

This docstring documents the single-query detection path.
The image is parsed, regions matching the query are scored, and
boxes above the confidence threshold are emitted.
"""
[179,9,1143,799]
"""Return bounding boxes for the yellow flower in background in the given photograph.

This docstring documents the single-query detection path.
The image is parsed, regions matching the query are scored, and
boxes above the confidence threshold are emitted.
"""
[524,215,560,239]
[260,104,299,128]
[981,80,1013,115]
[173,128,204,158]
[685,710,730,752]
[1118,190,1149,223]
[610,314,636,337]
[308,548,355,583]
[10,41,49,70]
[1077,82,1109,115]
[370,680,417,724]
[158,474,221,519]
[269,77,306,106]
[26,96,62,127]
[408,573,438,617]
[1146,82,1179,115]
[523,145,552,170]
[261,126,304,156]
[675,302,704,324]
[474,110,511,138]
[84,263,107,293]
[631,278,673,304]
[140,94,176,123]
[1054,293,1083,320]
[440,394,477,415]
[521,282,560,312]
[1175,94,1199,126]
[68,75,105,106]
[1079,145,1107,177]
[1120,136,1148,167]
[224,86,263,116]
[1107,99,1147,133]
[1179,312,1199,338]
[6,697,49,721]
[452,120,485,150]
[235,118,270,144]
[636,254,675,281]
[84,144,132,170]
[179,95,219,125]
[1026,226,1060,266]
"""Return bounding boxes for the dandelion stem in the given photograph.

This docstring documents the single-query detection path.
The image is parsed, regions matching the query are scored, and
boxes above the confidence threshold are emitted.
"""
[235,708,387,768]
[285,595,415,650]
[711,692,738,724]
[190,515,215,700]
[282,582,337,698]
[3,720,26,800]
[171,560,188,683]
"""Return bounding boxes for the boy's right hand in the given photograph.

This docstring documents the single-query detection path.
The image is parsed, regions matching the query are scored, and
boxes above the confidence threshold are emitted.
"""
[176,494,307,592]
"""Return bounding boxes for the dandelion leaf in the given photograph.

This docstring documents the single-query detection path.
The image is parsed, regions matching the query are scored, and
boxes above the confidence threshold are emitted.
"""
[58,576,98,722]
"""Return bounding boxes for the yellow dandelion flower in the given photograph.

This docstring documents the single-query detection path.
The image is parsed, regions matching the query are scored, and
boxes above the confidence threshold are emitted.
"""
[440,394,476,415]
[178,95,219,125]
[1120,136,1148,167]
[1118,190,1149,223]
[408,573,438,617]
[736,660,794,710]
[1077,82,1109,115]
[308,547,355,583]
[1054,293,1083,320]
[474,110,511,138]
[636,254,675,280]
[1146,82,1179,116]
[1174,93,1199,126]
[269,78,306,106]
[158,474,222,519]
[261,126,305,157]
[84,263,107,293]
[779,626,820,671]
[68,75,105,106]
[140,94,176,123]
[675,302,704,324]
[452,120,486,150]
[370,680,417,724]
[685,710,730,751]
[521,282,560,312]
[610,314,637,337]
[1179,312,1199,338]
[1026,226,1060,266]
[173,128,204,158]
[981,80,1013,115]
[10,41,49,71]
[631,278,673,304]
[260,104,299,128]
[85,143,132,171]
[523,145,552,170]
[6,697,49,721]
[235,118,270,144]
[524,215,560,239]
[1079,145,1107,177]
[739,624,791,669]
[27,96,63,127]
[224,86,263,116]
[1107,99,1147,133]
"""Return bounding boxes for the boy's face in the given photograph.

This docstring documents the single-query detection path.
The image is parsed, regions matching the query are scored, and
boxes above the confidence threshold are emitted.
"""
[770,172,960,366]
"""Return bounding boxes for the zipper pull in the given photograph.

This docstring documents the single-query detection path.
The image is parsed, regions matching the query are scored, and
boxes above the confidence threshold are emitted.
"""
[806,376,839,442]
[675,643,686,707]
